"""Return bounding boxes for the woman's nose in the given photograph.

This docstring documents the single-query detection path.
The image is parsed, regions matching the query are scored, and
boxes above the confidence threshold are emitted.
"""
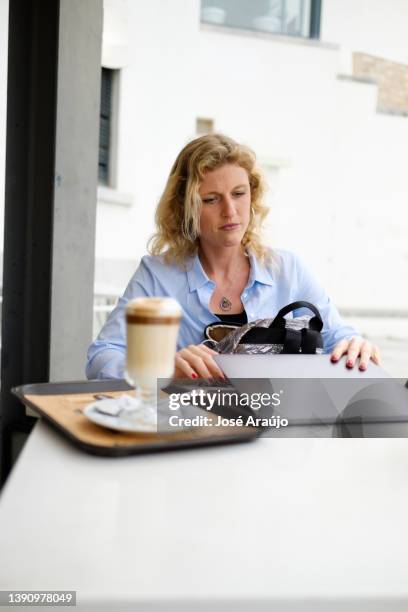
[221,196,236,217]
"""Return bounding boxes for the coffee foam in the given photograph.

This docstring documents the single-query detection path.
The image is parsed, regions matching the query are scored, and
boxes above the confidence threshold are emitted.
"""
[125,297,182,318]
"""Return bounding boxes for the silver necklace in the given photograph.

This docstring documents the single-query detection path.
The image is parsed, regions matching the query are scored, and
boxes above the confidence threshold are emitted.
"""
[219,296,232,311]
[201,253,249,312]
[217,261,249,311]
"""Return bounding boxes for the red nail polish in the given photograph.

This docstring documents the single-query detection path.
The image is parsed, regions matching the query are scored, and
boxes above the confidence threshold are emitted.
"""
[191,372,198,379]
[346,360,353,367]
[331,355,338,362]
[359,364,366,371]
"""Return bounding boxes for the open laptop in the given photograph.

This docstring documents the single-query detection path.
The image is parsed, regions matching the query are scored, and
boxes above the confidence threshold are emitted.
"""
[214,354,408,426]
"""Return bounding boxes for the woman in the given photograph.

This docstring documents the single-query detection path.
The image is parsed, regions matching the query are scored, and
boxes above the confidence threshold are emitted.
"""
[86,134,381,380]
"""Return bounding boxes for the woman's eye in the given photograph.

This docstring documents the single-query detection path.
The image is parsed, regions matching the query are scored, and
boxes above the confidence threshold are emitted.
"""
[203,197,216,204]
[233,191,245,197]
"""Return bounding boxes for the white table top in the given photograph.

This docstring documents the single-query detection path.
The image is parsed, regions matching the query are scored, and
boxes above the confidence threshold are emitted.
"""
[1,421,408,611]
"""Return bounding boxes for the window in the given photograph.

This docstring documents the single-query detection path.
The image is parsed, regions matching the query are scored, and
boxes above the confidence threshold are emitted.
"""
[98,67,118,186]
[201,0,321,39]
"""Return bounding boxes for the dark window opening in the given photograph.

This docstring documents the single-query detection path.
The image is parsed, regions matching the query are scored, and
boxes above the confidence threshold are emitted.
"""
[98,67,113,185]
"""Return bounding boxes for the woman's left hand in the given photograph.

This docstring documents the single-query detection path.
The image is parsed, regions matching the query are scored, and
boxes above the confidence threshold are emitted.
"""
[330,337,382,371]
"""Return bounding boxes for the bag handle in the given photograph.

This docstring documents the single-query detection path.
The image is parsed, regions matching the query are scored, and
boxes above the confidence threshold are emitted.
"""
[272,301,323,332]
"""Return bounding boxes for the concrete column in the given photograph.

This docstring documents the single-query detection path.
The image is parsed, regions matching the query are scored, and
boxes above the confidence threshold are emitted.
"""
[50,0,103,380]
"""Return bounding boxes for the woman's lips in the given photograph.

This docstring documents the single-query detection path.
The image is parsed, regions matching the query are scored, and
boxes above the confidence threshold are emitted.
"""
[219,223,240,231]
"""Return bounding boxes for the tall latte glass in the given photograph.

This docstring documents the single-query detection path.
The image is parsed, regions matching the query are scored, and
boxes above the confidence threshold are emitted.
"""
[125,297,182,407]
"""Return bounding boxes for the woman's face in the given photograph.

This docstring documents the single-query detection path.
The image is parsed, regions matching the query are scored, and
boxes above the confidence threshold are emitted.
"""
[198,164,251,251]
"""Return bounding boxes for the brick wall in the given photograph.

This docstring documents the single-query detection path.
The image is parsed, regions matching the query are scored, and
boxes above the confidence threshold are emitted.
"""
[353,52,408,115]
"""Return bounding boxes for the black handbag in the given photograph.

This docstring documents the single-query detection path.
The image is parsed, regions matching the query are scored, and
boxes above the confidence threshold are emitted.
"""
[205,301,324,355]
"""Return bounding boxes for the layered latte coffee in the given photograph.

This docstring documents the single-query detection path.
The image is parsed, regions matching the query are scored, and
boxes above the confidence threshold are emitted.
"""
[125,297,182,393]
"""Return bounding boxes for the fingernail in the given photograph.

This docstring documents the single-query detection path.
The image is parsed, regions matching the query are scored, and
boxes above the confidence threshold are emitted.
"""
[331,355,338,362]
[346,360,353,367]
[359,364,366,371]
[191,373,198,379]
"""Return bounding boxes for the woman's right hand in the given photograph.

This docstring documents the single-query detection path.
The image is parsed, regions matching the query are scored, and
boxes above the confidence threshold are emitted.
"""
[174,344,225,379]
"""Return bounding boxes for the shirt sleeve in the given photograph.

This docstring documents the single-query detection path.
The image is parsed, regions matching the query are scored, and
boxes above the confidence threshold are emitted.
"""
[86,257,155,380]
[291,253,360,353]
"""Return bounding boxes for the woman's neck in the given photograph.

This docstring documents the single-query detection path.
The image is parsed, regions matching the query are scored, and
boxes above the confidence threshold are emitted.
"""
[198,244,249,280]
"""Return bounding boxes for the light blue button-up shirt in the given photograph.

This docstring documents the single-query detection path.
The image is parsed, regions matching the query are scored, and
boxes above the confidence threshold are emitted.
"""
[86,249,358,379]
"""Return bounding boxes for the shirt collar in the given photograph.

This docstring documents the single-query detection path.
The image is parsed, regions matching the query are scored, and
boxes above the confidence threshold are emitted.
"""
[247,250,274,287]
[186,250,274,293]
[186,253,212,292]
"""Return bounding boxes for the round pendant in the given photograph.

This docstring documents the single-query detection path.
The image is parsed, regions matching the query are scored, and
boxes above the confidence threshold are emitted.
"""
[219,297,232,311]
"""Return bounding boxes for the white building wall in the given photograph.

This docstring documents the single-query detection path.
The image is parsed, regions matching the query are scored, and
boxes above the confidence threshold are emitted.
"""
[96,0,408,313]
[0,0,407,316]
[96,0,201,266]
[322,0,408,67]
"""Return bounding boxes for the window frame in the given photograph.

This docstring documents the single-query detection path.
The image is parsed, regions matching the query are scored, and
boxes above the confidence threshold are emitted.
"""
[200,0,322,41]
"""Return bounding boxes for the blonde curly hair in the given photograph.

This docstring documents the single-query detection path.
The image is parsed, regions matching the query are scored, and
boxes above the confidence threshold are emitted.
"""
[148,133,270,264]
